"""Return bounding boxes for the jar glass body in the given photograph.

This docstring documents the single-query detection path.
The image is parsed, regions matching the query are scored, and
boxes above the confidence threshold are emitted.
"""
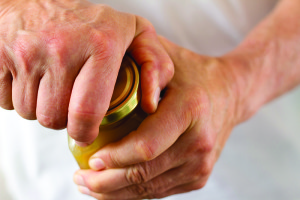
[68,104,147,169]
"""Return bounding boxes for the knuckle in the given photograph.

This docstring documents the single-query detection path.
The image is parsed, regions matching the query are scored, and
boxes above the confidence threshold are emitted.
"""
[127,182,156,197]
[90,31,117,58]
[134,139,156,161]
[193,162,213,178]
[141,62,158,82]
[125,164,149,185]
[202,139,215,153]
[46,34,70,65]
[146,60,174,86]
[162,61,174,79]
[199,163,212,177]
[193,135,215,154]
[107,150,123,168]
[46,32,66,51]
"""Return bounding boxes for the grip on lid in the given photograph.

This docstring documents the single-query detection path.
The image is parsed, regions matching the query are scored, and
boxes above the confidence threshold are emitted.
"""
[101,55,140,126]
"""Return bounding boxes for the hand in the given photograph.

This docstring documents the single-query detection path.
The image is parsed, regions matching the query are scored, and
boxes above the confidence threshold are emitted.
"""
[73,37,241,199]
[0,0,173,145]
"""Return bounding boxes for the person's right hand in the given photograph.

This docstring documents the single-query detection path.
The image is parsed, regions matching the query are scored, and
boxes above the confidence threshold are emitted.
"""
[0,0,173,145]
[72,36,242,200]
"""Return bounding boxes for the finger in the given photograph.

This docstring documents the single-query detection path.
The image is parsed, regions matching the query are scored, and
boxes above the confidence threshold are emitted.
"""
[12,75,40,120]
[77,165,208,200]
[67,50,123,144]
[94,167,193,200]
[8,33,49,119]
[77,125,212,193]
[89,89,191,169]
[36,65,76,129]
[74,139,185,193]
[128,16,174,114]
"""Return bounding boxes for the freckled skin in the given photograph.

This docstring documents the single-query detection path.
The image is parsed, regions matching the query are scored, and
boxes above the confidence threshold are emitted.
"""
[73,0,300,199]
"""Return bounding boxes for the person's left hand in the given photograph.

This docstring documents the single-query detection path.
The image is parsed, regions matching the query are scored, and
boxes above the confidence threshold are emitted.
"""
[73,37,242,199]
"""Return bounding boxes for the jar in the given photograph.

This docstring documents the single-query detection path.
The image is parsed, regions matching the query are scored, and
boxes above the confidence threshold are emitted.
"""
[68,55,147,169]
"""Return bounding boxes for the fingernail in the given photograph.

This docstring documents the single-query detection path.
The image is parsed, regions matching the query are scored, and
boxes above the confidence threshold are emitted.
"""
[153,87,160,108]
[78,186,90,195]
[75,141,91,147]
[89,158,105,170]
[74,174,85,186]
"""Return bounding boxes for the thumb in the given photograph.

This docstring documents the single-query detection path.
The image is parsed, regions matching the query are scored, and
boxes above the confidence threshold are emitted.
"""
[128,17,174,114]
[88,90,190,170]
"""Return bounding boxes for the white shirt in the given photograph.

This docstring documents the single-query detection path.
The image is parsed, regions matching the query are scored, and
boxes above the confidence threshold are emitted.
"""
[1,1,300,200]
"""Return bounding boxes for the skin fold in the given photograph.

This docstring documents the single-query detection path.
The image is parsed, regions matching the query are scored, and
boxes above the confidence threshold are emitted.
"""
[73,0,300,199]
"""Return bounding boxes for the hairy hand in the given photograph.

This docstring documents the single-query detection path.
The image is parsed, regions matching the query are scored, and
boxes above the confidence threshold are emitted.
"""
[0,0,173,144]
[73,37,240,199]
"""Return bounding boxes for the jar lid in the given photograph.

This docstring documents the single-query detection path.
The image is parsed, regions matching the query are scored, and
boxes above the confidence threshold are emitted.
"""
[101,55,140,126]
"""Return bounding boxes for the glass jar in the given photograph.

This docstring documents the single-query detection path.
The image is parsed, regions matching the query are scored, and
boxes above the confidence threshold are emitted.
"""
[68,55,147,169]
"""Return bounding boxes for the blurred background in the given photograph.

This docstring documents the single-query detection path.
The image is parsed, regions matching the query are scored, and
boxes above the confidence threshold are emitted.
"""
[0,0,299,199]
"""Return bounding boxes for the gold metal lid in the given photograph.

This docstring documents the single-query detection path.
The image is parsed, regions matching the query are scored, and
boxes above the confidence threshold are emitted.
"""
[100,55,140,126]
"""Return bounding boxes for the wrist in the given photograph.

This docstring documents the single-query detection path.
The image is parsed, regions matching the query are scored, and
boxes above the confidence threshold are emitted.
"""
[220,50,264,124]
[222,0,300,124]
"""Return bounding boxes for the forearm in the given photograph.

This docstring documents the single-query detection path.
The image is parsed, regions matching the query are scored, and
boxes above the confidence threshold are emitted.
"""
[225,0,300,123]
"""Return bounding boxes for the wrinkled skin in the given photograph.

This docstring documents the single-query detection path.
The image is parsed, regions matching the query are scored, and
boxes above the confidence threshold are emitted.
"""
[73,37,239,199]
[73,0,300,198]
[0,0,174,145]
[2,0,300,199]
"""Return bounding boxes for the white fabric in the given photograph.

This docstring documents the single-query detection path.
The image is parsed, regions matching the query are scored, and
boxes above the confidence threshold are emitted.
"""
[1,0,300,200]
